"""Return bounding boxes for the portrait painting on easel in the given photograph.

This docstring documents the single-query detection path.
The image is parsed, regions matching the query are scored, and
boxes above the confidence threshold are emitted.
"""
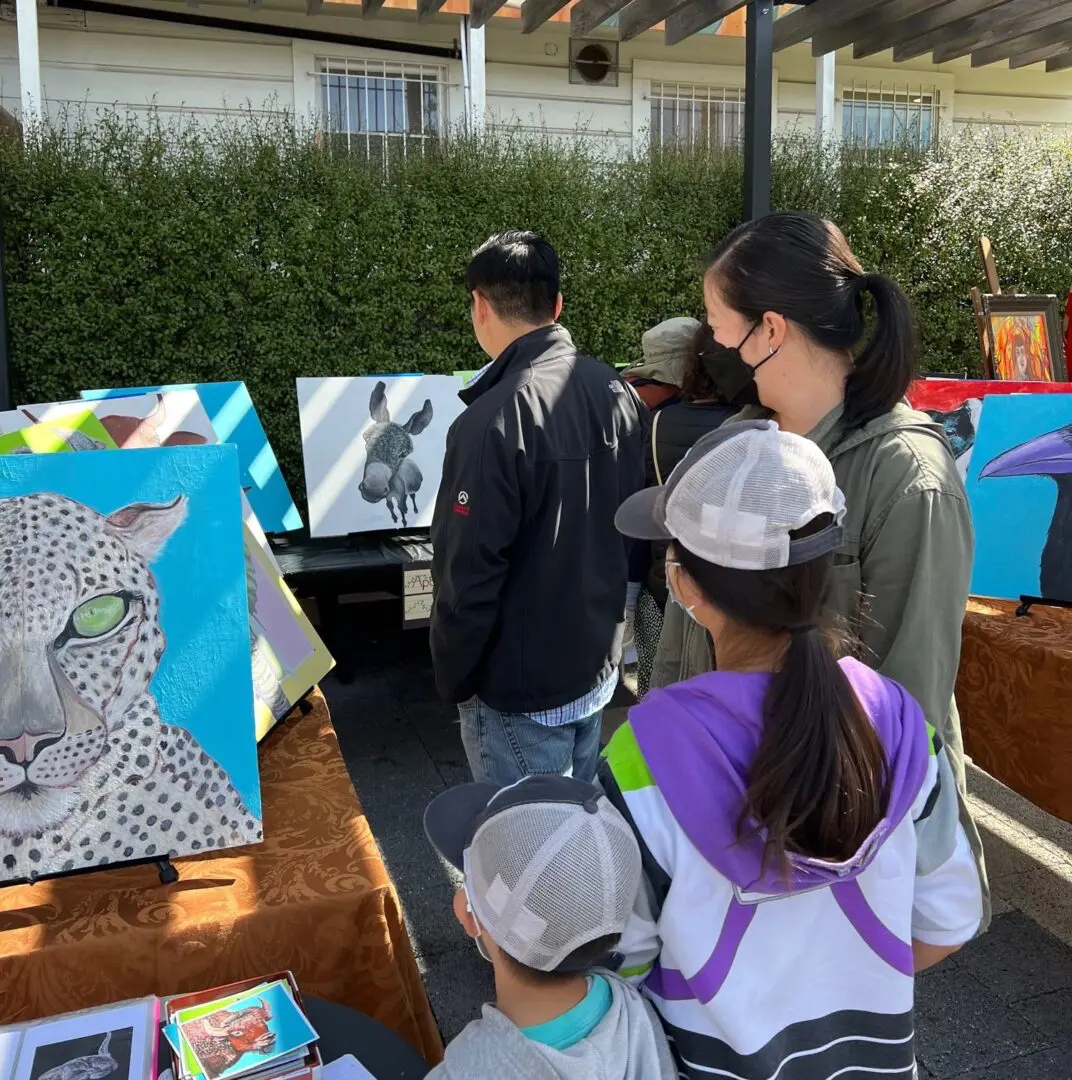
[983,294,1066,383]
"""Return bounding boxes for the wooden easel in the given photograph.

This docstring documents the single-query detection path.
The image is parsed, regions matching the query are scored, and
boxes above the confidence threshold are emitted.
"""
[972,237,1002,376]
[978,236,1001,295]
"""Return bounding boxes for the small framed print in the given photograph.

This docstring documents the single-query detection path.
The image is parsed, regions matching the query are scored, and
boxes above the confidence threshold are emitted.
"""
[13,998,156,1080]
[983,294,1067,382]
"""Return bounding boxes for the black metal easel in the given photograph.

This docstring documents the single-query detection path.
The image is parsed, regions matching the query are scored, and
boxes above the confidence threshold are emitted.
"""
[2,854,179,891]
[1015,594,1072,617]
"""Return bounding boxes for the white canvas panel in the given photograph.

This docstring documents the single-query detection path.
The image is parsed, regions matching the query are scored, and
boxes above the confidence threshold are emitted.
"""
[297,376,466,538]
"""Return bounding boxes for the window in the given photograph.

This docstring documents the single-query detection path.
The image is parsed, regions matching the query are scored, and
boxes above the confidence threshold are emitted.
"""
[316,57,446,161]
[842,84,938,151]
[649,82,745,150]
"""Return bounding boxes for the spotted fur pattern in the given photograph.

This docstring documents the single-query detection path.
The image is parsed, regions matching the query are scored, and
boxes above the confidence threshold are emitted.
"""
[0,493,262,881]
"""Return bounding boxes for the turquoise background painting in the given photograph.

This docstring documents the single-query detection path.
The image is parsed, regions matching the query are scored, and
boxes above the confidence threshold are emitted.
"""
[81,381,302,533]
[0,444,260,816]
[967,394,1072,603]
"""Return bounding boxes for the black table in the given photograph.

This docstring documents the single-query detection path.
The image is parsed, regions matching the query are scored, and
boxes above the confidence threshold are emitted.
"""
[305,996,431,1079]
[270,531,434,683]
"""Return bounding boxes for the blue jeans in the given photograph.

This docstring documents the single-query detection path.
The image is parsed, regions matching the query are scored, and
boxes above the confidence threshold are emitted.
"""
[458,698,605,785]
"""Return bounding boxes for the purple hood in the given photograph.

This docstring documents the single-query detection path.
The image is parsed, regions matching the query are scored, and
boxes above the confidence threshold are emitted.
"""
[630,658,930,896]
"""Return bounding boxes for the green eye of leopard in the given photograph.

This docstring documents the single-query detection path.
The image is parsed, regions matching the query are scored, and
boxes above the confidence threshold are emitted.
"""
[71,595,128,638]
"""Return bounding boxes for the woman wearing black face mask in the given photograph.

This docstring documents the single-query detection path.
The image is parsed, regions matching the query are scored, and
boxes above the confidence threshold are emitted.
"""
[650,210,990,934]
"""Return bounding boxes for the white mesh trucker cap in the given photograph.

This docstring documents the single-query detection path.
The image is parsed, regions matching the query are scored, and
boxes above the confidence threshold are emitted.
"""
[423,776,642,972]
[616,419,847,570]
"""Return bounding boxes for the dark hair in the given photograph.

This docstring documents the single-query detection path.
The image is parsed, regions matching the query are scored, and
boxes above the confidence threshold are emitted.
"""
[466,230,560,324]
[499,933,620,986]
[679,322,727,404]
[672,520,887,872]
[706,211,917,428]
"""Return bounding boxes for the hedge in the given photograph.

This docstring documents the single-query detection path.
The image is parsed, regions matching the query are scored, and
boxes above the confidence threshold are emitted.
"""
[3,115,1072,511]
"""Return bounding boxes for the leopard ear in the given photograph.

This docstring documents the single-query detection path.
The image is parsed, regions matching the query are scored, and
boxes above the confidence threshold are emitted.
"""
[107,495,188,560]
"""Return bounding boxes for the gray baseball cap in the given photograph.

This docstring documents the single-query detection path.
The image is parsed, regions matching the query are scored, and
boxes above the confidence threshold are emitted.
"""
[424,775,642,972]
[615,419,846,570]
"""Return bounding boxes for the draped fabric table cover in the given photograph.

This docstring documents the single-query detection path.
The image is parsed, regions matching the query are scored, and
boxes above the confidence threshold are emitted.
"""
[956,598,1072,823]
[0,691,444,1066]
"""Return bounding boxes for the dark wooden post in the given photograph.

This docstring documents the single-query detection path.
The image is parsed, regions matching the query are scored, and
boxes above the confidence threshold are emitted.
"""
[743,0,774,220]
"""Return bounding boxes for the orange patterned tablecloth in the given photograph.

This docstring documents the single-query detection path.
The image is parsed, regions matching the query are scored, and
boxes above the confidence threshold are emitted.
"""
[0,690,443,1066]
[957,598,1072,822]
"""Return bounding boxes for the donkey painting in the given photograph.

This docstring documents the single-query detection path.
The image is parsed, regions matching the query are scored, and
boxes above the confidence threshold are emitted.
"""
[359,381,434,527]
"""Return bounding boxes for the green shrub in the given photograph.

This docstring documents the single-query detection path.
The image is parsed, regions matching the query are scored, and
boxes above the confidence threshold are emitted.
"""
[2,115,1071,510]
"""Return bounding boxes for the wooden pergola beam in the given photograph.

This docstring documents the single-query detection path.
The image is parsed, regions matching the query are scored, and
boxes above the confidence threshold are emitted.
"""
[417,0,448,22]
[1008,39,1072,68]
[1047,49,1072,72]
[810,0,948,58]
[894,0,1049,60]
[853,0,1009,61]
[772,0,863,52]
[663,0,743,45]
[929,0,1072,64]
[570,0,632,37]
[470,0,510,27]
[970,14,1072,66]
[618,0,693,41]
[520,0,571,32]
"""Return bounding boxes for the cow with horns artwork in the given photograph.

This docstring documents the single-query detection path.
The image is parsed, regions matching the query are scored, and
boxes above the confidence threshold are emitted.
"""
[359,381,434,527]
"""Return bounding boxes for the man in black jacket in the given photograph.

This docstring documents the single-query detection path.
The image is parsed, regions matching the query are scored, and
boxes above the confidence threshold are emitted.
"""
[430,231,645,785]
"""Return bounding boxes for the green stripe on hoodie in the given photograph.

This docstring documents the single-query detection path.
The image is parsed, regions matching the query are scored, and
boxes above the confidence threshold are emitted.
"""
[603,723,656,793]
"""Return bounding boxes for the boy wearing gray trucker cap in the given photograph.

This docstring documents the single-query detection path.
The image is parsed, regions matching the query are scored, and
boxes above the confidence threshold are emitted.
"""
[423,775,676,1079]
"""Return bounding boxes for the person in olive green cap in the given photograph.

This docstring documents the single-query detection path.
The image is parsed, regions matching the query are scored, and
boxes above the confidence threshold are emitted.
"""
[652,210,991,935]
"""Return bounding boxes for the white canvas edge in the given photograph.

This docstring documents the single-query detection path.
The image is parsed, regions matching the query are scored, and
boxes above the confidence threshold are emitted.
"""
[0,1028,20,1080]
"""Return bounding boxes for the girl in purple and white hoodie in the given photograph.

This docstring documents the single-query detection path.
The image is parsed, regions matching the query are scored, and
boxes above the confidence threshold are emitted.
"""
[606,419,984,1080]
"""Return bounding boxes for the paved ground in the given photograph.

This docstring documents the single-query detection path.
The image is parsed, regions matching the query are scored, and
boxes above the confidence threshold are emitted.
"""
[324,620,1072,1078]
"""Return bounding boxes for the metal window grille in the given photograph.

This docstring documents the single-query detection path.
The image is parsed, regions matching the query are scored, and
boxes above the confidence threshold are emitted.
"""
[842,83,939,151]
[315,57,448,164]
[649,82,745,150]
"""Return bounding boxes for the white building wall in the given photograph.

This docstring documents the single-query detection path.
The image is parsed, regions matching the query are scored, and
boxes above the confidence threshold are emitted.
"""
[3,4,1072,141]
[485,60,633,151]
[0,10,296,121]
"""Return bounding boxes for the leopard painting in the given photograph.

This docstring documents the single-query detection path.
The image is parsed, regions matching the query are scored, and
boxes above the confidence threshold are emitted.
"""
[0,492,262,882]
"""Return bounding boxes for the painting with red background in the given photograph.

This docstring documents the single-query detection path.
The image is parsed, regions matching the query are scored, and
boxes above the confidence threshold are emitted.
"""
[908,379,1072,480]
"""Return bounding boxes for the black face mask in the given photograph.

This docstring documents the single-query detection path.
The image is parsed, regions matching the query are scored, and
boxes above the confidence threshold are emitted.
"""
[701,322,780,408]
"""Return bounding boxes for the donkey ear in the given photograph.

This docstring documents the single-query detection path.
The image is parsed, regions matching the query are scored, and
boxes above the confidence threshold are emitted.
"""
[369,381,390,423]
[107,495,188,561]
[403,399,433,436]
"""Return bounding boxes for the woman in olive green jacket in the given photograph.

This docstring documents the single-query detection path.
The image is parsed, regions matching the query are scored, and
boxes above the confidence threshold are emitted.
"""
[651,211,990,929]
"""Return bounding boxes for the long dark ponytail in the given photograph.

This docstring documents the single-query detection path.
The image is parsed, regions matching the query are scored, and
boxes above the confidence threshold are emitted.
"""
[706,211,918,429]
[674,519,887,870]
